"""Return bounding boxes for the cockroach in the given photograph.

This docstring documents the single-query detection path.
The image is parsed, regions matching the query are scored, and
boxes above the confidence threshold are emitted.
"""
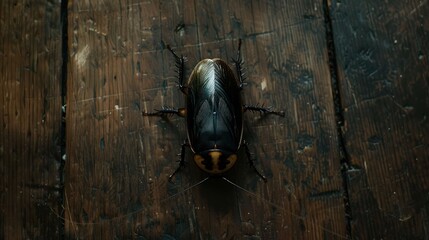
[52,41,346,240]
[143,39,284,181]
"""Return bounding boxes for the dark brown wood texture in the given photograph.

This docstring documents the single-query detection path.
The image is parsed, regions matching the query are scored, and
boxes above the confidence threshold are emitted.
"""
[0,0,63,239]
[331,1,429,239]
[1,0,428,239]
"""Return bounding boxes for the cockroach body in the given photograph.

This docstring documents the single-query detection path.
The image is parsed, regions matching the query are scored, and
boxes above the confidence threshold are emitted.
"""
[143,40,283,181]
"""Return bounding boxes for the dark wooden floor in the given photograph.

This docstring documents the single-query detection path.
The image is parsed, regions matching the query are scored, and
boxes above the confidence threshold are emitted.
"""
[1,0,428,239]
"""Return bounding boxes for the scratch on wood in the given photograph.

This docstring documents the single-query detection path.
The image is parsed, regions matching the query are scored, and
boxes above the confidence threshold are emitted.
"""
[172,0,180,15]
[246,31,275,38]
[293,99,299,130]
[96,106,129,114]
[389,96,414,114]
[75,44,90,70]
[261,78,267,91]
[410,0,428,15]
[127,1,153,8]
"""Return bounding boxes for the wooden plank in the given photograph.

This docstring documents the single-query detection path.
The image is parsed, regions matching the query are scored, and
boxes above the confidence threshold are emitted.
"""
[64,1,178,238]
[65,0,347,239]
[186,0,347,239]
[330,0,429,238]
[0,0,63,239]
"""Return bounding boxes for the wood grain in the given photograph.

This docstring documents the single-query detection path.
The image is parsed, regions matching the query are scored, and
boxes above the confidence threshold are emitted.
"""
[0,0,63,239]
[65,0,347,239]
[330,0,429,239]
[4,0,429,238]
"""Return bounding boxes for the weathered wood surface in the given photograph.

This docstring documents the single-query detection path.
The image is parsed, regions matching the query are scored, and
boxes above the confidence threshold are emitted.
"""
[330,0,429,239]
[0,0,63,239]
[64,0,346,239]
[2,0,428,239]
